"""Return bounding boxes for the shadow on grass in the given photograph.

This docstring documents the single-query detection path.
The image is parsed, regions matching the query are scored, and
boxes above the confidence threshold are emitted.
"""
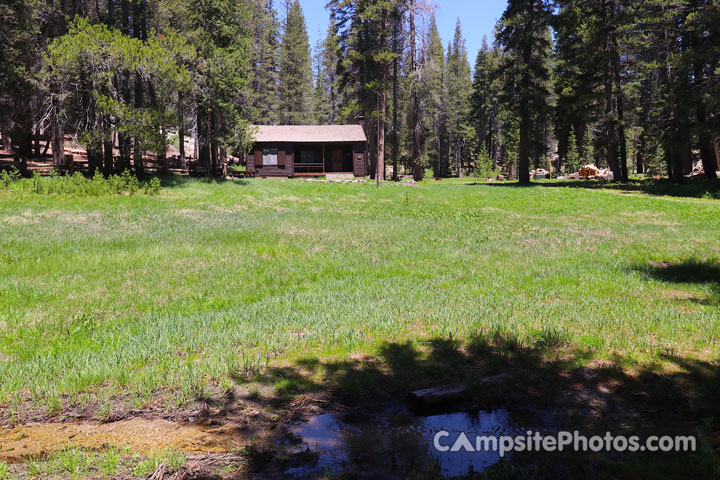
[226,331,720,478]
[156,174,249,189]
[634,260,720,304]
[469,178,720,199]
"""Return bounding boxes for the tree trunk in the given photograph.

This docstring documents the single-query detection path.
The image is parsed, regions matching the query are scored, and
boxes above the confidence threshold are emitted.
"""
[178,93,186,169]
[197,105,209,175]
[391,55,399,181]
[133,133,144,175]
[34,129,41,157]
[636,130,645,175]
[50,95,65,168]
[17,124,33,158]
[103,137,114,175]
[409,0,423,181]
[696,102,717,179]
[518,44,531,184]
[208,111,215,178]
[377,87,386,186]
[132,1,144,177]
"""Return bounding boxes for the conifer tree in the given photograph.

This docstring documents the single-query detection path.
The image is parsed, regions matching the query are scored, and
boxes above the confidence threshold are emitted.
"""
[565,125,579,173]
[446,20,473,177]
[498,0,553,184]
[249,0,280,125]
[421,15,447,177]
[314,20,342,125]
[278,0,314,125]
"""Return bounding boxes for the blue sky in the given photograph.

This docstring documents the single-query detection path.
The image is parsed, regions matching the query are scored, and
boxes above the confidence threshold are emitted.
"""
[300,0,509,66]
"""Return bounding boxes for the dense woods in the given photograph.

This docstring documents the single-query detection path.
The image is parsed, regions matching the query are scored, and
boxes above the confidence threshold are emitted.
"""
[0,0,718,183]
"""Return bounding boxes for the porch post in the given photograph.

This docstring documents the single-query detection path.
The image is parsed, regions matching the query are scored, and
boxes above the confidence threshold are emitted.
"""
[322,143,325,175]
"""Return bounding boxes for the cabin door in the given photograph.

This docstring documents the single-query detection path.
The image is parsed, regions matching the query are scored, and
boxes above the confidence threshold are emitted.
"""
[331,148,343,172]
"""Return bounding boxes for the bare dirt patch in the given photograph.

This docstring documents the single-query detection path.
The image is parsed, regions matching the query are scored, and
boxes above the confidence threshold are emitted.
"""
[0,417,248,463]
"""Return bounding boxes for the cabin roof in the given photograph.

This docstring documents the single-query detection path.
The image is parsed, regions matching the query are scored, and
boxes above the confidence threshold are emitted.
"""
[251,125,367,144]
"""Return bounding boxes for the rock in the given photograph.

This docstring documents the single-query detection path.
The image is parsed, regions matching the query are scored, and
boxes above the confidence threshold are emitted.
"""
[690,164,705,177]
[497,174,505,181]
[579,164,600,178]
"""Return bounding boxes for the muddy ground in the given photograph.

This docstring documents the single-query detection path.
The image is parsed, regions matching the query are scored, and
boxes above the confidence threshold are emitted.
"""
[1,347,719,479]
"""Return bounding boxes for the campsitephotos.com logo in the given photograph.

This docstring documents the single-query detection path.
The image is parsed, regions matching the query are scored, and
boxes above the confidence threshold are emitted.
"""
[433,430,697,458]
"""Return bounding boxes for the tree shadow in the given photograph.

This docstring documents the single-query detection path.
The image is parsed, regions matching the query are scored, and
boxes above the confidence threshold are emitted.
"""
[469,178,720,199]
[219,330,720,478]
[633,260,720,304]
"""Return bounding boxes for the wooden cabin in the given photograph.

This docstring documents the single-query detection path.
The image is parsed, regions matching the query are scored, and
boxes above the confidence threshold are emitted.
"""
[247,125,368,178]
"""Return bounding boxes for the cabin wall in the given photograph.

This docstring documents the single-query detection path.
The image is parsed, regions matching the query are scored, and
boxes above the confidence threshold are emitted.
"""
[353,142,368,177]
[247,143,294,177]
[248,141,367,177]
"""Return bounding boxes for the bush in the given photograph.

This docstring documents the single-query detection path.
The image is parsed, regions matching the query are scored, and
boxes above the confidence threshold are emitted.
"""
[0,167,21,188]
[144,177,162,195]
[1,168,163,197]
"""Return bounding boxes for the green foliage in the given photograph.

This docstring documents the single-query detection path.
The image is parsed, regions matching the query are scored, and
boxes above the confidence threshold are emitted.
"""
[248,0,280,124]
[120,170,139,196]
[0,462,9,480]
[420,16,448,177]
[132,448,186,476]
[446,20,475,177]
[583,126,595,166]
[98,446,121,475]
[278,0,314,124]
[565,126,580,173]
[472,145,495,179]
[0,172,163,197]
[0,167,21,187]
[498,0,554,183]
[44,17,195,157]
[314,20,342,124]
[145,177,163,196]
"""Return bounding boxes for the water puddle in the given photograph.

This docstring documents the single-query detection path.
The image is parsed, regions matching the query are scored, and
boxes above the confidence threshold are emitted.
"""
[285,406,561,478]
[0,417,247,462]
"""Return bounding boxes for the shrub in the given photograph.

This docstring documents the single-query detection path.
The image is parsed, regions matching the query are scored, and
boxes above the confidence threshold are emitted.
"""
[0,167,21,188]
[144,177,162,195]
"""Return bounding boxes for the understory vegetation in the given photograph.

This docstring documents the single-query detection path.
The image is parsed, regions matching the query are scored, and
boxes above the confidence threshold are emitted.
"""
[0,168,162,197]
[0,178,718,410]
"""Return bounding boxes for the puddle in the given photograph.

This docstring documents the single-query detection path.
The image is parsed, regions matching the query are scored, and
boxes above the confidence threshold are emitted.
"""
[0,417,247,462]
[286,407,561,478]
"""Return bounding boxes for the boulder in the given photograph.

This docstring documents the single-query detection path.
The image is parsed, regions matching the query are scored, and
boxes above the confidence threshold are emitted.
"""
[579,164,600,178]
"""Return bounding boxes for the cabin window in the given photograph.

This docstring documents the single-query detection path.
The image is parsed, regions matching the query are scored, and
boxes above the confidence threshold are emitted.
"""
[263,148,278,166]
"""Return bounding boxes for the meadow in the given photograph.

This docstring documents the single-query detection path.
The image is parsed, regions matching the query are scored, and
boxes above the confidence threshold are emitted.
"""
[0,176,719,410]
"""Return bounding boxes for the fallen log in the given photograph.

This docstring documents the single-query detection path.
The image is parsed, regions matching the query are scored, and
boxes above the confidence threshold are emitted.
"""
[408,373,513,408]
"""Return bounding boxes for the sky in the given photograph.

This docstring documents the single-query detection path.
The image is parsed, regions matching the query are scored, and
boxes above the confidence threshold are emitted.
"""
[300,0,509,66]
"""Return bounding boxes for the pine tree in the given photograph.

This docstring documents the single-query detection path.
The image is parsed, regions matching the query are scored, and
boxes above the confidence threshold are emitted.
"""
[278,0,314,125]
[328,0,402,182]
[583,125,595,166]
[249,0,280,125]
[445,20,473,178]
[421,15,447,178]
[498,0,553,184]
[314,20,341,125]
[565,125,579,173]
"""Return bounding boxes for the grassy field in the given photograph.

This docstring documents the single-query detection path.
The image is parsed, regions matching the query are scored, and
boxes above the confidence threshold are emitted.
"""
[0,177,719,411]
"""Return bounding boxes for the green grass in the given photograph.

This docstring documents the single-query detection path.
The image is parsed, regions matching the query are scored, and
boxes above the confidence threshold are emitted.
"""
[0,177,718,405]
[18,445,180,479]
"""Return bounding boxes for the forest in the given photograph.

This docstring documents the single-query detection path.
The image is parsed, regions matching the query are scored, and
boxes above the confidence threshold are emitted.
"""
[1,0,718,185]
[2,2,720,478]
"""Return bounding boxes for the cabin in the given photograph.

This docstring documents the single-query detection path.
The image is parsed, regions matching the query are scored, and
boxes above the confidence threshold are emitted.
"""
[247,125,368,178]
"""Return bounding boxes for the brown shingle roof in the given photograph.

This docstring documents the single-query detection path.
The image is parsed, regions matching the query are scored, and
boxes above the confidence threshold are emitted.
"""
[251,125,367,143]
